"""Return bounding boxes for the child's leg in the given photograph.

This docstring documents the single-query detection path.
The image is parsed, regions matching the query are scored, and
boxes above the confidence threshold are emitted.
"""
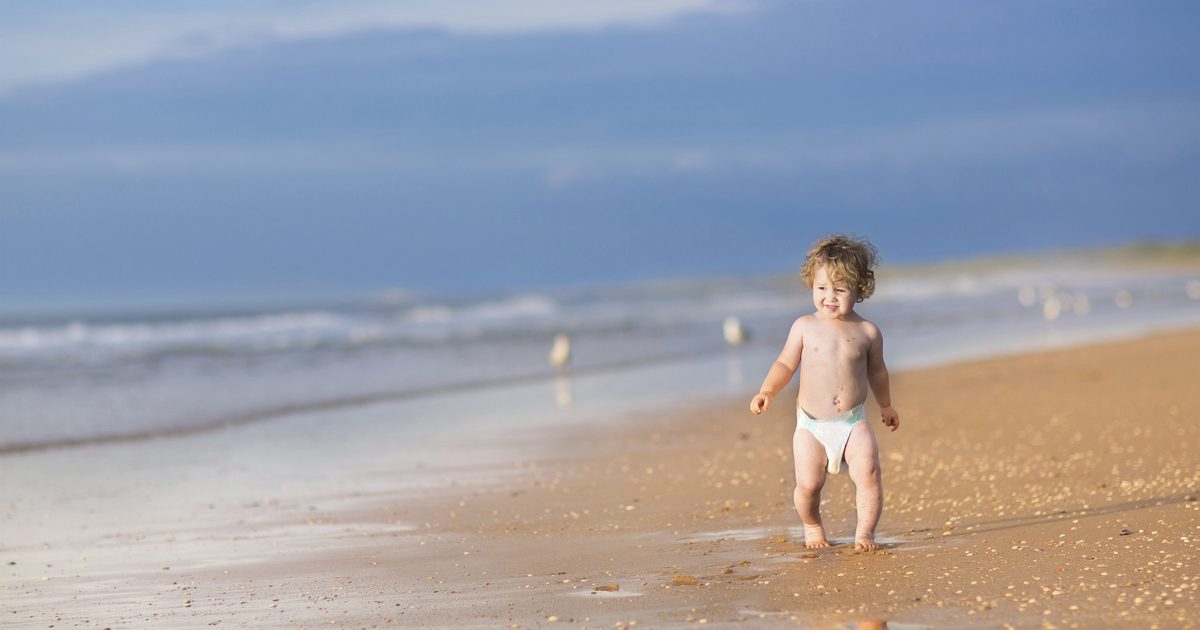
[792,428,830,548]
[844,421,882,551]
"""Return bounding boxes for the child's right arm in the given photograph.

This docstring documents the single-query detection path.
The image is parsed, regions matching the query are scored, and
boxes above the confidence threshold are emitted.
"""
[749,318,804,415]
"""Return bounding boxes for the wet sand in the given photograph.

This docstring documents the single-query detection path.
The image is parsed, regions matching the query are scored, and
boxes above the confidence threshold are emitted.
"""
[5,329,1200,628]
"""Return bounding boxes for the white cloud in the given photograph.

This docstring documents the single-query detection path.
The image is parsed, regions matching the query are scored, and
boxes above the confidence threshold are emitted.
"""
[0,0,741,95]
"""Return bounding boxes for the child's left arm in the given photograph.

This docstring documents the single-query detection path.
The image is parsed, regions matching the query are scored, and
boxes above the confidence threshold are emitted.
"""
[866,324,900,432]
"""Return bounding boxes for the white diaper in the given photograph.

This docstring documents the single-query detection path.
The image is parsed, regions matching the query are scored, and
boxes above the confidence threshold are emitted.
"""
[795,404,865,474]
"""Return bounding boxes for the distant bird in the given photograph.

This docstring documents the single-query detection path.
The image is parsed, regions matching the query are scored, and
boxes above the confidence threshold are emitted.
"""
[1042,298,1062,321]
[1017,286,1037,308]
[1115,290,1134,309]
[549,334,571,367]
[723,316,747,346]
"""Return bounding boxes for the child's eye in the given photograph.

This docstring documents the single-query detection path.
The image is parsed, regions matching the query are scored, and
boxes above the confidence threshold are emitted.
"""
[836,288,847,293]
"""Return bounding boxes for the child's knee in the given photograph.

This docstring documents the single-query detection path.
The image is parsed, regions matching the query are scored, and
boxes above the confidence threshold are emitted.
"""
[793,479,822,502]
[852,460,881,484]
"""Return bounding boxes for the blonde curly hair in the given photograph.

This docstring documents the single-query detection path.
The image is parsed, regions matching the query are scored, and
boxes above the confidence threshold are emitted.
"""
[799,234,878,302]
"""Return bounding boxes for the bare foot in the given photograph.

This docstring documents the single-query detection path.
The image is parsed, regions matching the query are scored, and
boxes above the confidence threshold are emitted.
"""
[854,537,879,552]
[803,522,830,548]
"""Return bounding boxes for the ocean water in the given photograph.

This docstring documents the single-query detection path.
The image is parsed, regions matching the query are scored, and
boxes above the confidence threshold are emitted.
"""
[2,261,1199,453]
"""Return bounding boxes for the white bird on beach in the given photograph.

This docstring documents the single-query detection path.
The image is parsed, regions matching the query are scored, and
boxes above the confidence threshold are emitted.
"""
[1042,297,1062,321]
[723,316,747,346]
[549,334,571,367]
[1017,286,1037,308]
[1187,280,1200,300]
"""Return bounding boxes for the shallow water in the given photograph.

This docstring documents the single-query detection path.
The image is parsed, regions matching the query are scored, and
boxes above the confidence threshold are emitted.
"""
[1,260,1198,452]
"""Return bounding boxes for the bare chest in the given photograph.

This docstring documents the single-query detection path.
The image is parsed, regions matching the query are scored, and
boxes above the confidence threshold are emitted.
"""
[802,328,869,366]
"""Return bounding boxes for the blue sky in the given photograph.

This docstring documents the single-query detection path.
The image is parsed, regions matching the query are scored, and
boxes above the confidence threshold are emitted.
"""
[2,0,1198,306]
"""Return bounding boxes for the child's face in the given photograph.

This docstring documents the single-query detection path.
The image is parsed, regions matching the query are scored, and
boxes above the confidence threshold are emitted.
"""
[811,265,857,319]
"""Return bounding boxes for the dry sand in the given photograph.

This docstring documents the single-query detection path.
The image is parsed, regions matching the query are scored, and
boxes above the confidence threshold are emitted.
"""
[5,329,1200,628]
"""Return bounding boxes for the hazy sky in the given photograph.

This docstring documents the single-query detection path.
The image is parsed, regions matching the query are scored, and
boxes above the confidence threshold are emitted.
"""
[2,0,1198,306]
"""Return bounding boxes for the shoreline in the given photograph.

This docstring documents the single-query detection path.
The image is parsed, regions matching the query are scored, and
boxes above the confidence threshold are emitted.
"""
[0,346,721,456]
[8,310,1200,458]
[5,254,1199,459]
[4,329,1200,627]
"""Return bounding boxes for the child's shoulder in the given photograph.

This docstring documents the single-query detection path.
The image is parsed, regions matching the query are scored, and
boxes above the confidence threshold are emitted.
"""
[790,312,820,329]
[854,315,883,338]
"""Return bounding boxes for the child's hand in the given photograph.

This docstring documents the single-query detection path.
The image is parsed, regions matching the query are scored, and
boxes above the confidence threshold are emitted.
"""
[750,391,773,415]
[880,406,900,431]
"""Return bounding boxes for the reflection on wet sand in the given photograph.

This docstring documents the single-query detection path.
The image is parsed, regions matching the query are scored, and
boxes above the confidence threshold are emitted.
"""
[554,372,573,408]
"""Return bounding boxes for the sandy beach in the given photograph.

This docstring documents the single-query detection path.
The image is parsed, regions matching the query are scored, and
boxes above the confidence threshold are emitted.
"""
[4,328,1200,628]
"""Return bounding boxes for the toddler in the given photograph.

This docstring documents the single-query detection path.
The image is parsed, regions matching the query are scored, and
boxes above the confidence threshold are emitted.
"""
[750,234,900,551]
